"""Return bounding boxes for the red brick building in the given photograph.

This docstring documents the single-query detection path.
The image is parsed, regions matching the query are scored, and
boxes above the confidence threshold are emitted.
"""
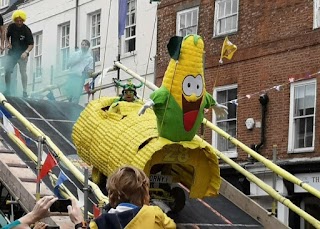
[156,0,320,228]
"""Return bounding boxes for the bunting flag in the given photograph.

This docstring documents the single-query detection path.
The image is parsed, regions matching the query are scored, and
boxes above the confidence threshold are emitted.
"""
[93,204,101,218]
[3,115,14,134]
[54,170,69,198]
[0,106,12,118]
[37,153,58,182]
[84,80,94,93]
[25,137,31,146]
[219,36,237,64]
[14,127,26,144]
[46,91,55,101]
[77,187,85,207]
[118,0,128,38]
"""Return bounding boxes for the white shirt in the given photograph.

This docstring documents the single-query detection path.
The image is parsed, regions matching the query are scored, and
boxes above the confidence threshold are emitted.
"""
[68,50,94,76]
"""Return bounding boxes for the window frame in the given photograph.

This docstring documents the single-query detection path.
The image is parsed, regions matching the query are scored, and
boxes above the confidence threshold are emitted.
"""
[90,11,101,63]
[288,78,316,154]
[59,23,70,71]
[212,84,238,158]
[176,7,199,37]
[0,0,9,9]
[213,0,239,37]
[33,32,43,79]
[314,0,320,29]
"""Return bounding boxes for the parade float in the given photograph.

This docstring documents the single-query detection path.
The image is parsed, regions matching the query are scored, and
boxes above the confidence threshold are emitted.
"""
[72,34,224,212]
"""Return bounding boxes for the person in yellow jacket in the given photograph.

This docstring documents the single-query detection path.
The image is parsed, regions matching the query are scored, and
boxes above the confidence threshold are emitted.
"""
[68,165,176,229]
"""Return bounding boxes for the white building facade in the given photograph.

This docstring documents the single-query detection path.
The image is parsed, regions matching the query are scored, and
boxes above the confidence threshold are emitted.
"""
[6,0,157,104]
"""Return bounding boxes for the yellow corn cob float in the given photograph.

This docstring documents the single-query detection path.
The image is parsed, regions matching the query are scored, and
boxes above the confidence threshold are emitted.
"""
[72,34,221,212]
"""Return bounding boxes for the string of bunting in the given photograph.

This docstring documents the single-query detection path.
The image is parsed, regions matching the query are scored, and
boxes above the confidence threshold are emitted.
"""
[0,109,37,146]
[0,107,99,215]
[219,70,320,106]
[37,149,99,214]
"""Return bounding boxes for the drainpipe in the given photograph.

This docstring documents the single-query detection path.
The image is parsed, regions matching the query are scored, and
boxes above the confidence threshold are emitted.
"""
[252,94,269,153]
[75,0,79,50]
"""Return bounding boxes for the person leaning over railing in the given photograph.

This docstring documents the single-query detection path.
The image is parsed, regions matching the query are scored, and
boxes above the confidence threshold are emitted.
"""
[68,165,176,229]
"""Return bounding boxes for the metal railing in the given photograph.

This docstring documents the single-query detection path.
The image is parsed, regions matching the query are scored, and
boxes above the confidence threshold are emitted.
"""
[0,93,109,208]
[112,61,320,228]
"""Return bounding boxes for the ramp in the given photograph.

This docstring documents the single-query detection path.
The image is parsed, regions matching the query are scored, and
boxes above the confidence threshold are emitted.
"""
[0,97,285,228]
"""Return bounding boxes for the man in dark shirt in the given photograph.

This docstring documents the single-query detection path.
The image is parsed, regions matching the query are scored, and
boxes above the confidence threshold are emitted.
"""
[4,10,34,97]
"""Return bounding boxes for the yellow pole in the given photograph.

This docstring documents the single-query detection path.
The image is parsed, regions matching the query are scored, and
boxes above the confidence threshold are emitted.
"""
[0,93,108,204]
[202,118,320,200]
[3,131,78,200]
[114,61,320,197]
[112,63,320,227]
[194,136,320,228]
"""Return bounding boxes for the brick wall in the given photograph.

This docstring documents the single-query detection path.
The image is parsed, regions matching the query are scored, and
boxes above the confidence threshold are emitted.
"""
[157,0,320,162]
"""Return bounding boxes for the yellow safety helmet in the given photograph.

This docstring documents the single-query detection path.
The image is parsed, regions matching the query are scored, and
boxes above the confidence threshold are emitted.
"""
[12,10,27,22]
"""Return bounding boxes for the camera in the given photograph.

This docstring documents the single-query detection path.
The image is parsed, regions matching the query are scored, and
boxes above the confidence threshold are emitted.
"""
[49,199,71,213]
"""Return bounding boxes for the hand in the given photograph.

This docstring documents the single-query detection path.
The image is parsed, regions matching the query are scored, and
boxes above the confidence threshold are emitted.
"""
[213,103,228,118]
[21,52,28,60]
[7,43,12,49]
[20,196,58,225]
[67,198,84,225]
[138,100,154,116]
[33,222,47,229]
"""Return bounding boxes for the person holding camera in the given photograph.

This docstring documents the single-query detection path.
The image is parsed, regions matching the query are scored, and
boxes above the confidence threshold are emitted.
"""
[3,196,58,229]
[68,165,176,229]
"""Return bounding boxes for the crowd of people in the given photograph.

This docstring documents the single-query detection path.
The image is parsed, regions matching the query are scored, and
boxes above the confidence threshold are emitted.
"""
[3,166,177,229]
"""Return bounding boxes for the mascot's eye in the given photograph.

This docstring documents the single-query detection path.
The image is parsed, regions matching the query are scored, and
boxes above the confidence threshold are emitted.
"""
[182,75,204,97]
[183,76,194,96]
[194,75,203,97]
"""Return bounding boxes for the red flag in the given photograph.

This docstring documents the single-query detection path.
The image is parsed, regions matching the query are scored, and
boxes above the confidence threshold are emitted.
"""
[37,153,57,182]
[14,127,26,145]
[84,82,90,93]
[93,204,101,218]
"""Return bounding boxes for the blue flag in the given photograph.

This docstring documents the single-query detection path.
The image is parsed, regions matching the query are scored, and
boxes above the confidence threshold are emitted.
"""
[25,137,32,146]
[0,106,12,118]
[118,0,128,38]
[46,91,55,101]
[54,170,69,199]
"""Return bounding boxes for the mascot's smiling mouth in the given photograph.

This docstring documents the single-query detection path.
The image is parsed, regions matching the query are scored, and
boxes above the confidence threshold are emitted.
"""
[182,95,202,131]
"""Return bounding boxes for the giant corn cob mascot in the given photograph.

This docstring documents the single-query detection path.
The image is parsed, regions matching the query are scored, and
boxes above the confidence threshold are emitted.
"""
[139,34,228,142]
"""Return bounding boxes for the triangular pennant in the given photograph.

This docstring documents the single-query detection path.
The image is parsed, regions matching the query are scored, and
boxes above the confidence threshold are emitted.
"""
[14,127,26,145]
[0,106,12,118]
[46,91,55,101]
[37,153,58,182]
[3,115,14,134]
[93,204,101,218]
[84,82,90,93]
[77,187,85,208]
[25,137,32,146]
[54,170,69,198]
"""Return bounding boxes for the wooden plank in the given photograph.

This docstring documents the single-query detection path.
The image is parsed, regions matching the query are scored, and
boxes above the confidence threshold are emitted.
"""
[220,178,289,229]
[0,157,73,228]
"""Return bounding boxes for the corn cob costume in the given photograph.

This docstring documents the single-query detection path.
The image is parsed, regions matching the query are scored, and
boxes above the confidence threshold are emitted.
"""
[148,34,217,141]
